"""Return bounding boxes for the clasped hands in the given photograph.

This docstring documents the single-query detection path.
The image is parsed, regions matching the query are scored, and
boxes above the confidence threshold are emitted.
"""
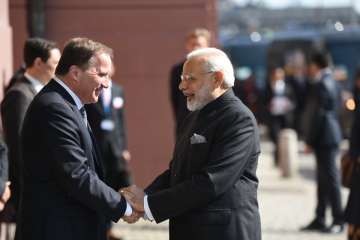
[120,185,146,224]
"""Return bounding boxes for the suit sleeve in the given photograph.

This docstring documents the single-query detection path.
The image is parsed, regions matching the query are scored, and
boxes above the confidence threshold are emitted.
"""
[148,112,258,223]
[145,168,171,194]
[43,103,126,222]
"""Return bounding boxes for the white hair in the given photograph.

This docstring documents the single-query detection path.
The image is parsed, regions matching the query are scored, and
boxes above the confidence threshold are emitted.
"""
[186,48,235,87]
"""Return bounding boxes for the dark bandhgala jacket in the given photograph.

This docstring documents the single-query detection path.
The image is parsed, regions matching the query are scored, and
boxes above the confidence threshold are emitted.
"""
[15,80,127,240]
[146,89,261,240]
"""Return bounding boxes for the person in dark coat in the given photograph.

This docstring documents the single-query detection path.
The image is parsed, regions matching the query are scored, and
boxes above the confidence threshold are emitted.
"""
[122,48,261,240]
[301,50,344,233]
[344,69,360,240]
[169,28,211,137]
[15,38,137,240]
[263,66,295,166]
[86,78,132,240]
[1,38,60,223]
[5,65,26,93]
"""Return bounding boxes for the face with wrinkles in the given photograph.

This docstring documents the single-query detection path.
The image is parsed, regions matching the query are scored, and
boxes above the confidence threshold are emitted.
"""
[76,53,112,104]
[179,57,215,111]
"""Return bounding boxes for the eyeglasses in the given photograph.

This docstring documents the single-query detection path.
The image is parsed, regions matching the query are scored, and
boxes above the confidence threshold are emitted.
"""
[180,71,214,82]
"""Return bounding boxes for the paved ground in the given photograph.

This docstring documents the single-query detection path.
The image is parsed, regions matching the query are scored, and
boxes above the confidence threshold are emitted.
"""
[113,140,349,240]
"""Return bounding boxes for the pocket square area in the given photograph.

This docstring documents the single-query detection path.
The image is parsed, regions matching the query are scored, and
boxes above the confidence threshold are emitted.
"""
[190,133,207,144]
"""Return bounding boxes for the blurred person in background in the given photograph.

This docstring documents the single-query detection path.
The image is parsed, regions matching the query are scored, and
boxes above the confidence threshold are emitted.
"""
[0,136,11,212]
[233,73,260,120]
[169,28,211,137]
[344,68,360,240]
[263,66,295,166]
[0,38,60,225]
[286,63,307,136]
[301,50,343,233]
[86,65,132,240]
[5,65,26,93]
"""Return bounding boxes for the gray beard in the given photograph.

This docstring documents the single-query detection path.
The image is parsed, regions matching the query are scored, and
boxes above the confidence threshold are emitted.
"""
[187,82,213,111]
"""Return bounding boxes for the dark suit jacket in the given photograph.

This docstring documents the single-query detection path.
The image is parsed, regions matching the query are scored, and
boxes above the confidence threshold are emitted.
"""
[1,75,37,220]
[86,83,130,190]
[302,70,342,148]
[169,61,189,136]
[16,80,127,240]
[146,90,261,240]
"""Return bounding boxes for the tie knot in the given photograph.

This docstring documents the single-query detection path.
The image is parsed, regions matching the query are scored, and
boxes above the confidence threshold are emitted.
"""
[79,107,87,125]
[79,107,85,116]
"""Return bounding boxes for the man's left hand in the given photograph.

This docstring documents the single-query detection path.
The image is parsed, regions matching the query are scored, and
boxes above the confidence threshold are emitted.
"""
[120,185,145,212]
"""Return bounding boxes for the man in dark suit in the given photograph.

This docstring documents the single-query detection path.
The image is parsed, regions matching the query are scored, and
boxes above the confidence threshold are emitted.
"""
[1,38,60,222]
[169,28,211,136]
[123,48,261,240]
[16,38,138,240]
[86,79,132,240]
[301,50,344,233]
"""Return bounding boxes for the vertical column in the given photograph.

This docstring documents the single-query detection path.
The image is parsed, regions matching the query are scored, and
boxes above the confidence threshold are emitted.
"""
[0,0,13,102]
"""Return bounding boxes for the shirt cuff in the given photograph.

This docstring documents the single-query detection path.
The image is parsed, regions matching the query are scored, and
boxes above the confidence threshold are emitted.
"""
[144,195,154,221]
[124,202,133,216]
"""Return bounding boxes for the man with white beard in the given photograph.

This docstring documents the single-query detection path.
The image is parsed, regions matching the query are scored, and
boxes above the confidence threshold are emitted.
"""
[122,48,261,240]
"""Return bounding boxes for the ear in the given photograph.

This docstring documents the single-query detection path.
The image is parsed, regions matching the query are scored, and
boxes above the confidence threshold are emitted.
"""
[69,65,81,81]
[33,57,43,67]
[213,71,224,88]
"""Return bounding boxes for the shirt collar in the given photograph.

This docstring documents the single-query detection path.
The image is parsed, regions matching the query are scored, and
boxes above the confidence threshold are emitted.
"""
[314,68,332,82]
[53,76,84,110]
[24,72,45,93]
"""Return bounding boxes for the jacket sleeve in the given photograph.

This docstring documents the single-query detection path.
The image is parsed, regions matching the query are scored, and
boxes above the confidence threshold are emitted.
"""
[145,168,171,195]
[43,103,127,222]
[147,112,258,223]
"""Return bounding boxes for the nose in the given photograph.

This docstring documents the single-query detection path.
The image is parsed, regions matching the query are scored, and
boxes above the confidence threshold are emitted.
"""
[102,77,110,88]
[179,78,186,91]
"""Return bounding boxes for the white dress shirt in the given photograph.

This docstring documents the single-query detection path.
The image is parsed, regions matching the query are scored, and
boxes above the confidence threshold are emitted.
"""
[144,195,154,221]
[24,72,45,93]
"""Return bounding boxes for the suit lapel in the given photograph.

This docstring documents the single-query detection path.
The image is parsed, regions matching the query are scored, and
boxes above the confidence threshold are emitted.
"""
[47,80,105,178]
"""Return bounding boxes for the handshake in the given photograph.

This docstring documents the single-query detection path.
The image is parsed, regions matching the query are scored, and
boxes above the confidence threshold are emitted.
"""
[119,185,148,224]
